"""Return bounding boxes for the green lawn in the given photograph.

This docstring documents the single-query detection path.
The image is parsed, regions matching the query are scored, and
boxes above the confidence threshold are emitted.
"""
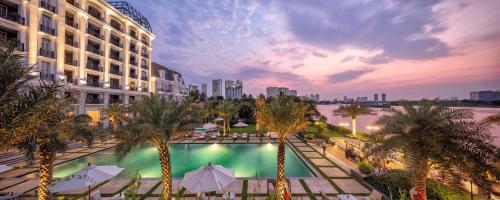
[229,124,257,134]
[304,125,342,138]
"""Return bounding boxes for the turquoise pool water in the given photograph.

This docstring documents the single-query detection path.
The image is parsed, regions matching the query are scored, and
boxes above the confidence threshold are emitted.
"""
[52,143,314,178]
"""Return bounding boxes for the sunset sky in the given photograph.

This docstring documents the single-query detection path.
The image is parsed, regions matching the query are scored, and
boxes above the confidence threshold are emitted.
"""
[131,0,500,100]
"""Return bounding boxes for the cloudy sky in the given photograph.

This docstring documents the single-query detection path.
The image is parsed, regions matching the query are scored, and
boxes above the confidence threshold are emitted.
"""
[130,0,500,100]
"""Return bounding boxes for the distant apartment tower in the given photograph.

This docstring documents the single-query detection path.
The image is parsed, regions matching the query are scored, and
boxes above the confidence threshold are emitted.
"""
[289,90,298,96]
[470,90,500,101]
[266,87,291,97]
[188,84,198,93]
[343,96,348,102]
[373,94,379,102]
[381,93,387,102]
[225,80,243,99]
[356,96,368,102]
[201,83,207,96]
[212,79,223,97]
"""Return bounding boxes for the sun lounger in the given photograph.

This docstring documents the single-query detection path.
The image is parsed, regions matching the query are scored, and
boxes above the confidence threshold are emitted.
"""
[241,133,248,139]
[197,133,206,140]
[210,133,217,139]
[232,133,239,139]
[338,194,358,200]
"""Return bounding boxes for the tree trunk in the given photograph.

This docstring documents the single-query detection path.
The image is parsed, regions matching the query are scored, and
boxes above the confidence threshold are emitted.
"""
[223,118,227,136]
[38,148,55,200]
[410,159,429,200]
[275,140,287,200]
[352,117,357,136]
[158,142,172,200]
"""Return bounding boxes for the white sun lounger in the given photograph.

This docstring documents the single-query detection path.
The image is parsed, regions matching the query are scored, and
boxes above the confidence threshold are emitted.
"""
[269,132,278,139]
[241,133,248,139]
[210,133,217,139]
[232,133,239,139]
[197,133,206,139]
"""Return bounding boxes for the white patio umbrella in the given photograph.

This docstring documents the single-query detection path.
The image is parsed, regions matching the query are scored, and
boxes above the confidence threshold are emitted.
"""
[50,164,124,199]
[203,123,218,131]
[233,122,248,128]
[0,165,12,173]
[214,117,224,122]
[180,163,235,194]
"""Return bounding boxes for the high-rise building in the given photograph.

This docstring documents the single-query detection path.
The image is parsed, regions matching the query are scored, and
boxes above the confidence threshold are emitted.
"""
[201,83,207,96]
[225,80,243,99]
[188,84,198,93]
[470,91,500,101]
[343,96,348,102]
[151,62,188,101]
[0,0,155,124]
[266,87,294,97]
[373,94,379,102]
[212,79,223,97]
[356,96,368,102]
[289,90,297,96]
[381,93,387,102]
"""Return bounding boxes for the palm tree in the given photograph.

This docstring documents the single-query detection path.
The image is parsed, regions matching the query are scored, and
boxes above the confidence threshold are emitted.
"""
[102,103,128,131]
[369,100,497,199]
[16,110,95,200]
[201,100,216,123]
[255,94,266,135]
[261,97,308,199]
[216,100,238,136]
[114,94,200,200]
[333,101,373,136]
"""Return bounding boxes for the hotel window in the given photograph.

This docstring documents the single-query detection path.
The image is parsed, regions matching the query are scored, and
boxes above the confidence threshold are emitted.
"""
[41,14,51,27]
[41,38,51,50]
[0,4,7,18]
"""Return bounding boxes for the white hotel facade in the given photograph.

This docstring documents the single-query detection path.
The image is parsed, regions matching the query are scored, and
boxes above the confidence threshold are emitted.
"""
[0,0,156,124]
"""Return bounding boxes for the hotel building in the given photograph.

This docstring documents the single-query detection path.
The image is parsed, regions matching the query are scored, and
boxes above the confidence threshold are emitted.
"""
[151,62,188,101]
[0,0,155,124]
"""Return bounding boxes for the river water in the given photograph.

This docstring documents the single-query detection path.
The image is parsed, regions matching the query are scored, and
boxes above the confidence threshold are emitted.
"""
[317,104,500,146]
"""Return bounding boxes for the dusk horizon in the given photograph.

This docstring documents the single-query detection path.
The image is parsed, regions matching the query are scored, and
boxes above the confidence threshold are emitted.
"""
[129,0,500,100]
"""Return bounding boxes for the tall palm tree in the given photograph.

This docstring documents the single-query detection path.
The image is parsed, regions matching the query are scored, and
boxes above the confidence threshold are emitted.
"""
[261,97,308,199]
[255,94,266,135]
[102,103,128,131]
[369,100,497,199]
[202,100,216,123]
[216,100,238,136]
[333,101,373,136]
[114,94,200,200]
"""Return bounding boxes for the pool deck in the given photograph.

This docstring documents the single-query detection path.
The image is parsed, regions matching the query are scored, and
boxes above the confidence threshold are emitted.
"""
[0,135,375,199]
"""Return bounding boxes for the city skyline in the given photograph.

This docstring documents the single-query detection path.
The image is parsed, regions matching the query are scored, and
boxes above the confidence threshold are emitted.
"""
[130,0,500,100]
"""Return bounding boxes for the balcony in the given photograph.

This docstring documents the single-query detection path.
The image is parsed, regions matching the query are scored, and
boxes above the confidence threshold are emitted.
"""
[66,0,80,8]
[0,12,26,25]
[140,88,149,92]
[109,98,123,104]
[85,98,103,104]
[110,69,122,76]
[129,74,137,79]
[86,63,103,72]
[65,19,79,29]
[86,81,102,88]
[65,59,78,66]
[17,42,25,51]
[39,24,56,36]
[141,63,149,69]
[130,47,138,54]
[39,72,55,81]
[110,55,123,62]
[110,40,122,48]
[129,87,137,91]
[39,48,55,58]
[129,60,137,66]
[87,28,104,40]
[40,0,57,13]
[65,38,79,47]
[66,78,78,85]
[141,39,149,46]
[86,47,103,56]
[87,9,104,22]
[110,84,122,90]
[141,52,149,58]
[130,32,138,40]
[141,76,148,81]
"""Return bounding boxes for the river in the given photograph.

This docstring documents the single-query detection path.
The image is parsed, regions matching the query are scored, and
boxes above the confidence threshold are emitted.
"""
[317,105,500,146]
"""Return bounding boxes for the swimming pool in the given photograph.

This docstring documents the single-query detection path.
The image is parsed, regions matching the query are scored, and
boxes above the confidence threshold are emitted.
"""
[52,143,315,178]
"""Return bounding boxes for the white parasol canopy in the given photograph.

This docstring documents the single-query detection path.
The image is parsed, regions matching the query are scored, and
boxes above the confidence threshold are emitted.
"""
[233,122,248,128]
[50,164,124,193]
[0,165,12,173]
[180,163,235,193]
[203,123,218,131]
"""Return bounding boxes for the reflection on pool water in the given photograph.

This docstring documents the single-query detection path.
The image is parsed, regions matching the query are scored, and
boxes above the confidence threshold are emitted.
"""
[52,143,314,178]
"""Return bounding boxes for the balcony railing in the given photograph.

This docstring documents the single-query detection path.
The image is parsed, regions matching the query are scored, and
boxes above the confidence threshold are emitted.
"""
[129,60,137,66]
[109,98,123,104]
[0,12,26,25]
[40,0,57,13]
[86,81,102,88]
[39,72,55,80]
[141,52,149,58]
[66,0,80,8]
[86,63,103,72]
[66,78,78,84]
[110,84,122,90]
[110,40,122,48]
[140,88,149,92]
[39,24,56,36]
[65,59,78,66]
[65,19,79,29]
[141,64,149,68]
[65,38,79,47]
[86,29,104,40]
[129,74,137,79]
[85,98,103,104]
[130,47,138,54]
[86,47,103,56]
[110,69,122,76]
[130,32,138,39]
[110,55,123,62]
[129,87,137,91]
[87,9,104,22]
[141,39,149,46]
[39,48,55,58]
[141,76,148,81]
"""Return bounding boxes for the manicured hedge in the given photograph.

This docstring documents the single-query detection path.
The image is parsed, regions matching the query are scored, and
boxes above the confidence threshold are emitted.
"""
[365,170,470,200]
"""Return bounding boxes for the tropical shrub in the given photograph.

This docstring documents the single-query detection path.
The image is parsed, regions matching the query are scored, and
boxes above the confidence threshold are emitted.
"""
[358,162,374,174]
[304,133,315,139]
